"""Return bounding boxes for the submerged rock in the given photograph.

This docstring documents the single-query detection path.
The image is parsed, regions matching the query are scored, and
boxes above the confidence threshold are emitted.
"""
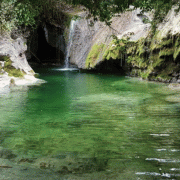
[0,148,16,159]
[34,155,108,175]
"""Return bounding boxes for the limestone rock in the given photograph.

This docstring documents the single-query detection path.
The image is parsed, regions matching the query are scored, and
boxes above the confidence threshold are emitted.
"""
[69,8,152,69]
[158,5,180,38]
[0,34,34,76]
[0,148,16,159]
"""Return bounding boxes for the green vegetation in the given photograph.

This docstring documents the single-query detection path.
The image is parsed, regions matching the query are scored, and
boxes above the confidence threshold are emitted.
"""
[103,38,128,60]
[65,0,176,25]
[159,48,174,58]
[85,43,105,68]
[99,28,180,82]
[0,56,24,77]
[0,0,40,33]
[10,78,15,85]
[0,0,179,81]
[126,34,180,81]
[0,0,177,33]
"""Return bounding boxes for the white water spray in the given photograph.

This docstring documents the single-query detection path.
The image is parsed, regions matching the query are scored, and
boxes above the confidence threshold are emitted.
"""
[64,20,77,68]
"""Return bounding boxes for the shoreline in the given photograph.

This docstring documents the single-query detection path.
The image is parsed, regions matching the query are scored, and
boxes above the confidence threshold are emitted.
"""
[0,74,46,94]
[1,73,180,95]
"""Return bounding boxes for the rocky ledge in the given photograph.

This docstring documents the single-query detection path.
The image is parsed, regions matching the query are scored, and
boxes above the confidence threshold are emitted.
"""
[0,32,46,92]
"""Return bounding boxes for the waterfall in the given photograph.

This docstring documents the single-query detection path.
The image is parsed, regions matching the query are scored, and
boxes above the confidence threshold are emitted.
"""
[64,20,77,68]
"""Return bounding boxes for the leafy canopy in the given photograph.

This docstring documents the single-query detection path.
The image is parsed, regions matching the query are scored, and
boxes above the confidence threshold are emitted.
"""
[0,0,176,33]
[63,0,174,24]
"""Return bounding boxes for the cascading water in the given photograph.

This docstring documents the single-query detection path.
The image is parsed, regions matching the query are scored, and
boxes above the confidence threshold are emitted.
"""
[64,20,77,69]
[54,19,79,71]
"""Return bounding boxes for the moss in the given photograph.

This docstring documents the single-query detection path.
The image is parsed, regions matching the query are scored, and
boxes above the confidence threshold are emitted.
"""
[159,48,174,58]
[34,73,40,78]
[150,31,174,52]
[150,54,164,68]
[175,36,180,47]
[139,71,149,79]
[150,31,161,50]
[29,69,35,74]
[156,74,172,82]
[153,63,177,82]
[103,47,122,60]
[174,46,180,60]
[127,45,136,55]
[130,69,141,76]
[86,43,105,68]
[85,30,180,82]
[103,38,129,61]
[161,39,173,47]
[162,63,178,75]
[7,69,24,77]
[126,38,150,70]
[0,56,10,62]
[130,69,151,79]
[2,56,24,77]
[150,31,173,51]
[10,78,15,85]
[63,13,74,28]
[136,38,146,56]
[127,55,148,69]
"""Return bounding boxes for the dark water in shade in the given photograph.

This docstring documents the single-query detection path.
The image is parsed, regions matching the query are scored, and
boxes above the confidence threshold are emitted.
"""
[1,67,180,179]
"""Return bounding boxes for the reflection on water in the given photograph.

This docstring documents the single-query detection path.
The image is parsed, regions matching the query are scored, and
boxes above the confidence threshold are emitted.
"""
[0,68,180,179]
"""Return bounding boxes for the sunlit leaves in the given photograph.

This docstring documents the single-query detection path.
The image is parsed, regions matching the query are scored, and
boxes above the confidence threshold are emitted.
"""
[0,0,176,33]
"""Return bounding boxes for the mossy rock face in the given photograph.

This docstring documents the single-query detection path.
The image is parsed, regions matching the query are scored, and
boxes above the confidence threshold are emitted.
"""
[0,56,24,77]
[126,32,180,82]
[86,30,180,82]
[7,69,24,77]
[174,38,180,60]
[34,73,40,78]
[135,38,147,56]
[86,43,105,68]
[149,54,164,68]
[103,39,127,61]
[156,74,172,83]
[0,56,10,62]
[150,31,173,51]
[159,48,174,58]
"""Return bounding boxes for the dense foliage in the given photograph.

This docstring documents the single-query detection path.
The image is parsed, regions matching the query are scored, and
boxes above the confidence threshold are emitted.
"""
[65,0,175,24]
[0,0,177,33]
[0,0,40,32]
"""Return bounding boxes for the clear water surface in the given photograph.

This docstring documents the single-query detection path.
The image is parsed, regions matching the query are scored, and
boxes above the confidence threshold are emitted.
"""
[0,67,180,179]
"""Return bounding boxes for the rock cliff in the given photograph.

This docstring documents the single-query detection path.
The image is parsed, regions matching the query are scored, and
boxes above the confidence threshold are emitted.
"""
[68,8,152,69]
[68,6,180,82]
[1,5,180,83]
[0,32,34,76]
[0,32,45,90]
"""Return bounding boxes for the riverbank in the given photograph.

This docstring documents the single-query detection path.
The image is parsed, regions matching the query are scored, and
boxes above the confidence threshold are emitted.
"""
[0,74,46,95]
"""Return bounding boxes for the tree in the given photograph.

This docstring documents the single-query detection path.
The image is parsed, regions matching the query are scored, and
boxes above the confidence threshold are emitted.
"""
[0,0,176,33]
[63,0,174,24]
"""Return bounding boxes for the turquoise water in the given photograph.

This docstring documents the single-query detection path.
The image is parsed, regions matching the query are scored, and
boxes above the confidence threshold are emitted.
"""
[1,67,180,179]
